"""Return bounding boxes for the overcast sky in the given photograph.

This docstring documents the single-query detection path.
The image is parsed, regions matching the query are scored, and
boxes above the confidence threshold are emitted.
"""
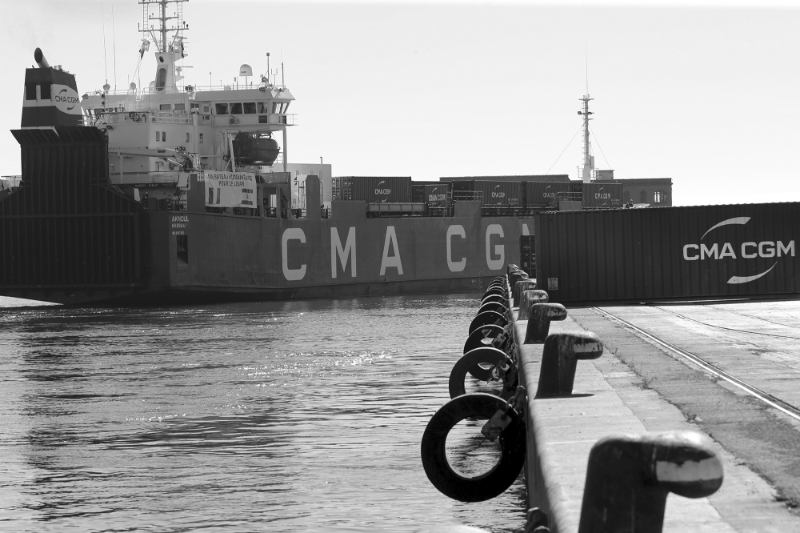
[2,0,799,206]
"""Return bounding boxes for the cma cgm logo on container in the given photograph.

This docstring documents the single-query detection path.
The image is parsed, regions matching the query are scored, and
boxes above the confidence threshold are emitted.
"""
[428,188,445,202]
[682,217,795,284]
[492,185,506,199]
[542,186,556,199]
[374,181,391,199]
[595,188,611,204]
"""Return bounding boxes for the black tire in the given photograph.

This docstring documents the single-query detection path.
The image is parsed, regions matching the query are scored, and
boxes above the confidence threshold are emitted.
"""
[463,324,505,354]
[469,311,507,335]
[420,393,526,502]
[476,301,507,316]
[480,293,506,306]
[482,288,505,300]
[449,347,507,397]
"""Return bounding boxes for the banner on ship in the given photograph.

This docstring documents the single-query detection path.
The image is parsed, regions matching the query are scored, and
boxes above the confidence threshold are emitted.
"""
[205,171,257,208]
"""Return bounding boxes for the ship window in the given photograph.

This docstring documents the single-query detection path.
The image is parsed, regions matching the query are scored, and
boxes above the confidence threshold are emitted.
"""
[162,131,167,142]
[243,102,257,114]
[230,102,243,114]
[199,133,204,144]
[272,102,279,113]
[156,131,161,142]
[174,103,185,111]
[215,103,228,114]
[190,103,199,110]
[26,85,36,100]
[176,235,189,264]
[258,102,268,113]
[654,191,665,204]
[640,191,647,203]
[186,132,190,142]
[156,67,167,91]
[160,104,171,111]
[41,84,51,100]
[283,102,290,112]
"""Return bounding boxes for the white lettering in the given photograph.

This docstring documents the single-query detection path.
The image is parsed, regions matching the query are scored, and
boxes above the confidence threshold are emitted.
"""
[778,241,795,257]
[331,227,357,279]
[380,226,403,275]
[683,244,699,261]
[281,228,306,281]
[741,242,757,259]
[485,224,505,270]
[759,241,775,258]
[446,225,467,273]
[719,242,736,259]
[701,243,719,260]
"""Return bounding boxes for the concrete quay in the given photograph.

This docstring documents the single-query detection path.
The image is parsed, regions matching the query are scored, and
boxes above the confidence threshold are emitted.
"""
[513,300,800,532]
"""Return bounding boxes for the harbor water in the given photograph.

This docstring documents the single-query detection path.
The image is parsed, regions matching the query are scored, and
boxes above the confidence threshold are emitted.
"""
[0,294,525,532]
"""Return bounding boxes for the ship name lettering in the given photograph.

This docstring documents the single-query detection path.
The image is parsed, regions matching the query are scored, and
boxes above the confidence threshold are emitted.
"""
[447,225,467,272]
[282,228,307,281]
[331,227,357,279]
[380,226,403,276]
[485,224,505,270]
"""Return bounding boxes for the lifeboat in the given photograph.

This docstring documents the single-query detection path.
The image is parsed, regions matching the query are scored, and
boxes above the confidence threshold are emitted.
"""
[232,133,280,166]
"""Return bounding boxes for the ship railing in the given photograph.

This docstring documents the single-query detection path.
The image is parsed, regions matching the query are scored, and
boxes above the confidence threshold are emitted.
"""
[366,202,425,217]
[212,113,296,127]
[452,191,483,202]
[90,110,213,126]
[480,205,530,217]
[425,204,454,217]
[1,176,22,191]
[556,191,582,202]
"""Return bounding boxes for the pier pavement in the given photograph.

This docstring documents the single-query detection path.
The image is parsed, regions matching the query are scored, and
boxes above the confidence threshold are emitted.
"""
[514,299,800,532]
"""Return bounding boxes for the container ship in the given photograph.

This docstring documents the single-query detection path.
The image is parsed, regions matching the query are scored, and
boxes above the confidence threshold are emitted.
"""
[0,0,670,306]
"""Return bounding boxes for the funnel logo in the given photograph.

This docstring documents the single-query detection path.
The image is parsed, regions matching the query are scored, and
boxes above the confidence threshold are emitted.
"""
[682,217,795,284]
[52,84,81,114]
[374,181,391,202]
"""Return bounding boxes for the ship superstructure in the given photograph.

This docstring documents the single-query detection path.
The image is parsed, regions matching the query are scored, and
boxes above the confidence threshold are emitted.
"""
[79,0,293,208]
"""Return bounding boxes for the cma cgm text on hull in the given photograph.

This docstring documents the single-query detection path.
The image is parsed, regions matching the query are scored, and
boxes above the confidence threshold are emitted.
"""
[0,0,671,306]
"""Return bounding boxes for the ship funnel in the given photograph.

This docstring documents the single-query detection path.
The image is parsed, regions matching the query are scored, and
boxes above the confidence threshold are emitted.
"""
[34,48,50,69]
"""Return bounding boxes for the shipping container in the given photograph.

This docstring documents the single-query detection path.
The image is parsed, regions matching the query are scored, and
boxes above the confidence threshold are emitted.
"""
[525,182,572,207]
[582,181,623,209]
[332,176,411,203]
[533,203,800,304]
[424,183,450,207]
[520,235,536,277]
[473,181,523,206]
[411,181,440,203]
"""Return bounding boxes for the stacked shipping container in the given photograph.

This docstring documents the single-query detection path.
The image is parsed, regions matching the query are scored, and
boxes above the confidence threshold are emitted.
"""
[332,176,412,203]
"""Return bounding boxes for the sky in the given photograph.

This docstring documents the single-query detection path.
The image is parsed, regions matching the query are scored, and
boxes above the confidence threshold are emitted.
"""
[2,0,799,206]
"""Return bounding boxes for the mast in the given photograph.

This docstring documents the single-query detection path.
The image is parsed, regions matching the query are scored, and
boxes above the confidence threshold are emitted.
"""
[138,0,188,93]
[578,94,593,183]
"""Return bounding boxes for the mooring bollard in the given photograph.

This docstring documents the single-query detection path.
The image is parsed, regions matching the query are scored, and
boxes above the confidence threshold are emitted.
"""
[578,431,724,533]
[523,303,567,343]
[508,270,528,291]
[536,331,603,398]
[512,279,537,307]
[517,290,550,320]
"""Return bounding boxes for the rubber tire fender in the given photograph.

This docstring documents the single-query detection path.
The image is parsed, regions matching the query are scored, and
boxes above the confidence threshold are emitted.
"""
[476,300,506,316]
[469,310,507,335]
[420,393,526,502]
[463,324,505,354]
[479,293,506,306]
[449,347,507,397]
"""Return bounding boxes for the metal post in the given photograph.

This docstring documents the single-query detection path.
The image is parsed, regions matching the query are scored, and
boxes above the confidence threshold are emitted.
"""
[523,303,567,344]
[536,331,603,398]
[578,431,724,533]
